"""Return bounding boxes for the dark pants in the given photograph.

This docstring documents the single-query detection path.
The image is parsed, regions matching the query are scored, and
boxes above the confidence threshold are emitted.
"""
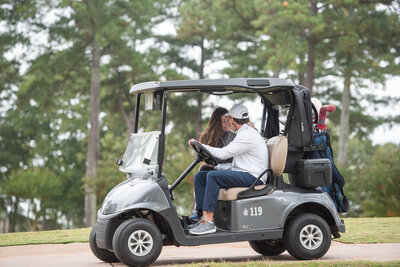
[194,170,263,212]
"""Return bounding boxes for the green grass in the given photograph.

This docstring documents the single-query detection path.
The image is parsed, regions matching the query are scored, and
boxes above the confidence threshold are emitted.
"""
[0,227,91,247]
[0,217,399,247]
[339,217,400,243]
[181,261,400,267]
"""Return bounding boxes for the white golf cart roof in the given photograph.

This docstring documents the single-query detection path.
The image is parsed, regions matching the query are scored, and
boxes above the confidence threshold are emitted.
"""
[129,78,295,95]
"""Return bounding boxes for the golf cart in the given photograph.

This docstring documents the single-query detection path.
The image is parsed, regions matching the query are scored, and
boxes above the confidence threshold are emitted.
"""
[89,78,346,266]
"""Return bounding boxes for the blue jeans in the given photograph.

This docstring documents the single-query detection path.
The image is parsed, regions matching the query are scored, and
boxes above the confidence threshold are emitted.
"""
[194,170,263,212]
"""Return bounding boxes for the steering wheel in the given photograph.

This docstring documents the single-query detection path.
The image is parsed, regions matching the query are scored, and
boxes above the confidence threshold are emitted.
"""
[189,140,219,166]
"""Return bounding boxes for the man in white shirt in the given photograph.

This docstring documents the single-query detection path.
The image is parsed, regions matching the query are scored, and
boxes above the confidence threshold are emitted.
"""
[188,104,269,235]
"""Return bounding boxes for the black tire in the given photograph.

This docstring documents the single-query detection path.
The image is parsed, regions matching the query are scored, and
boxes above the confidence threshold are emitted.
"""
[249,239,286,256]
[284,213,331,260]
[89,227,119,263]
[112,218,163,266]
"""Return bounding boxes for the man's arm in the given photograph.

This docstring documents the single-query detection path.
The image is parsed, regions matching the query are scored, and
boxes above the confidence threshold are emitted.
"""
[203,133,252,160]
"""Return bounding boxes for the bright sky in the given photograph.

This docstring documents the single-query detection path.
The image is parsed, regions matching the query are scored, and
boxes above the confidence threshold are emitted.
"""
[369,77,400,145]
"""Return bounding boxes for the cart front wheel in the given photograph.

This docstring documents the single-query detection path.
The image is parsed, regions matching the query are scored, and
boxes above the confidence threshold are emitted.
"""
[249,239,286,256]
[112,218,163,266]
[89,227,119,263]
[284,213,331,260]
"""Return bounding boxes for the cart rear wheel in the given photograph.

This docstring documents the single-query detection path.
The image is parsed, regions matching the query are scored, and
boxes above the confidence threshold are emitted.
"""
[89,227,119,263]
[284,213,331,260]
[249,239,286,256]
[112,218,163,266]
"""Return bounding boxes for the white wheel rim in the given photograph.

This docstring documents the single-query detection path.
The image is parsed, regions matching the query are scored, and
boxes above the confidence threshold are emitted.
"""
[128,230,153,256]
[299,224,323,250]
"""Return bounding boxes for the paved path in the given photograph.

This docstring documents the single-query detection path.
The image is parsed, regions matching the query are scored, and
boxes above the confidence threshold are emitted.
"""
[1,241,400,266]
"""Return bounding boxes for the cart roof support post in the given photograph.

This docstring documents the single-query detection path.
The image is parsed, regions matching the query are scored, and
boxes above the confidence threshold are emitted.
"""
[133,93,141,133]
[157,90,168,178]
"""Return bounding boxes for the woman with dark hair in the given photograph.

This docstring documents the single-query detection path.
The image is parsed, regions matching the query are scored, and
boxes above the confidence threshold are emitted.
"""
[199,107,235,155]
[190,107,236,221]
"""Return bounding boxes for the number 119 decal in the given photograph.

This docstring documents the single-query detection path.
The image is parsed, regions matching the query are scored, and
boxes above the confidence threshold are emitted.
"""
[250,206,262,216]
[243,206,263,216]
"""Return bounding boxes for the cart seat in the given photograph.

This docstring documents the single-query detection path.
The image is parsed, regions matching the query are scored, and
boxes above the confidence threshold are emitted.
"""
[217,136,288,201]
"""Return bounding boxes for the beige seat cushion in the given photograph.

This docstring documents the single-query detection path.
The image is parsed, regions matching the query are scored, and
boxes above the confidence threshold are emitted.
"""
[267,136,288,176]
[217,136,288,201]
[218,185,270,201]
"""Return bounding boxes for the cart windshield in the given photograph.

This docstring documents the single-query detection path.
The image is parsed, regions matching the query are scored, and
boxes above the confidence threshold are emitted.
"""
[119,131,160,175]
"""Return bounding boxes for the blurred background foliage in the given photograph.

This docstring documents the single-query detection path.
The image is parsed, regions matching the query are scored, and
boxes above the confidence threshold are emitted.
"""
[0,0,399,232]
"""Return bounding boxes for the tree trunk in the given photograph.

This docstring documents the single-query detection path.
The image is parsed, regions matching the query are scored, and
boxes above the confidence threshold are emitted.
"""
[9,197,19,232]
[298,56,305,85]
[84,40,101,227]
[27,201,35,231]
[115,66,134,136]
[195,37,206,139]
[41,203,46,231]
[195,94,203,139]
[2,206,9,233]
[3,197,11,233]
[305,1,318,95]
[305,39,316,95]
[118,86,134,136]
[32,201,38,231]
[338,66,352,166]
[191,37,206,212]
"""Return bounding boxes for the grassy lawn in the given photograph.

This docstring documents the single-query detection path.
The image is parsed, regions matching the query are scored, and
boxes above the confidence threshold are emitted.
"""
[0,227,91,247]
[339,217,400,243]
[0,217,399,247]
[182,261,400,267]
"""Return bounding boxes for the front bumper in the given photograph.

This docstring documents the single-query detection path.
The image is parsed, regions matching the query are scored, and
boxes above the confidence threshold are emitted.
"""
[94,217,125,250]
[338,219,346,233]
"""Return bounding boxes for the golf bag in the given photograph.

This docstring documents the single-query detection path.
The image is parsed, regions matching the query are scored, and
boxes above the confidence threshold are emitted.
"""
[308,132,350,213]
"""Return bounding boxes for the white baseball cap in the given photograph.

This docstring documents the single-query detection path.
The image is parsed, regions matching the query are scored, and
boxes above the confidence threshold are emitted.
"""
[225,104,249,119]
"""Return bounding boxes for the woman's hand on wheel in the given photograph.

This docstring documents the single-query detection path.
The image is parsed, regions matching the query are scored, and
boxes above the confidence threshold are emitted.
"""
[201,163,214,168]
[188,139,196,148]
